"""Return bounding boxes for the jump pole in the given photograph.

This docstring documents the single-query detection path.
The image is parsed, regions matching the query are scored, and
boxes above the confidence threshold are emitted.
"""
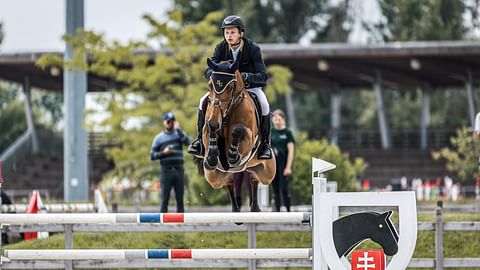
[4,249,311,260]
[0,212,310,225]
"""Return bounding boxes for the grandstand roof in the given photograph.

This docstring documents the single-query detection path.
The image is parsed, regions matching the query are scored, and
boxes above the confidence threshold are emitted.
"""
[1,41,479,92]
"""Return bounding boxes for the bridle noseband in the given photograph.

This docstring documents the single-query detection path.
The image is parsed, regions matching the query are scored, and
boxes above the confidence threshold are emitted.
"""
[208,71,245,128]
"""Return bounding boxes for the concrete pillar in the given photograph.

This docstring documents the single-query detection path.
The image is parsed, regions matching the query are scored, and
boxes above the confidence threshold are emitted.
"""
[23,76,39,153]
[373,70,391,149]
[420,85,431,150]
[330,88,342,145]
[64,0,88,201]
[466,68,476,128]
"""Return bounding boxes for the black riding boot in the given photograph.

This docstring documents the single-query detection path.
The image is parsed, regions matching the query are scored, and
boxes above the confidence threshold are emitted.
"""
[187,109,205,158]
[258,114,273,159]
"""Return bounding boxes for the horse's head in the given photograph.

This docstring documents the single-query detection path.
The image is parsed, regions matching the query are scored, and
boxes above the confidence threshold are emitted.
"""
[369,211,399,256]
[205,57,245,132]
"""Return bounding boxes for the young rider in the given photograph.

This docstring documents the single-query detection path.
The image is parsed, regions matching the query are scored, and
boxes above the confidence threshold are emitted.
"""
[188,15,273,160]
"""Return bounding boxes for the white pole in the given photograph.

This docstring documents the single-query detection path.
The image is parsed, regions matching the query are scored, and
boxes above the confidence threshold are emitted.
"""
[5,249,311,260]
[0,212,310,225]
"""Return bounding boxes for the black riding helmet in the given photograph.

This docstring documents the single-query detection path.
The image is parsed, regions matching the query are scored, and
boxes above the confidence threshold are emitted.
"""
[221,15,245,33]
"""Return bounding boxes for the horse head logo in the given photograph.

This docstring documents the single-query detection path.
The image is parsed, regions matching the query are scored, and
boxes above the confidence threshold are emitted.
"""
[333,211,399,258]
[318,191,417,270]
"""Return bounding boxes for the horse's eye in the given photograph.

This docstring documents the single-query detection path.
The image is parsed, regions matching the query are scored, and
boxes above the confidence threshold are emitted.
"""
[378,224,383,228]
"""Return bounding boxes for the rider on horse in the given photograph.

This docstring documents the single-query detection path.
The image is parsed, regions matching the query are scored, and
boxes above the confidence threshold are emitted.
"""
[188,15,273,160]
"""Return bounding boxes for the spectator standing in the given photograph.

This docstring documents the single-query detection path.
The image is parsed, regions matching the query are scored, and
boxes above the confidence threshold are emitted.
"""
[150,112,189,213]
[271,109,295,212]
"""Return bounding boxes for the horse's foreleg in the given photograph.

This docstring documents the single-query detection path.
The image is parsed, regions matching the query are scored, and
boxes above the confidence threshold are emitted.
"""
[249,178,261,212]
[204,122,219,170]
[228,124,248,167]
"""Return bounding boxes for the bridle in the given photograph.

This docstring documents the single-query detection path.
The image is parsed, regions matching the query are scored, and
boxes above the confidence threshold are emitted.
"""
[208,71,245,128]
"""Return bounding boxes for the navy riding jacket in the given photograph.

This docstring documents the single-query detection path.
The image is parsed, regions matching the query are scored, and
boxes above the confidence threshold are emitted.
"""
[204,37,268,89]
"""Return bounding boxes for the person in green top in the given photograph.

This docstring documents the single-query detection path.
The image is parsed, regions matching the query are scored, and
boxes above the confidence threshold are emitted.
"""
[271,109,295,212]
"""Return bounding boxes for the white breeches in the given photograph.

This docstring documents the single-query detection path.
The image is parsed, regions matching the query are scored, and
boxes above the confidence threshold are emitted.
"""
[199,87,270,116]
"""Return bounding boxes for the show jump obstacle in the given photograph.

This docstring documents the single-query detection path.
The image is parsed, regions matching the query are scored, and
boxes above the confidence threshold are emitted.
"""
[0,158,418,270]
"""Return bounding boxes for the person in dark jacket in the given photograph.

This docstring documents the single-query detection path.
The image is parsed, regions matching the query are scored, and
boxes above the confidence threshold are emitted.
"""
[150,112,189,213]
[188,15,272,160]
[271,109,295,212]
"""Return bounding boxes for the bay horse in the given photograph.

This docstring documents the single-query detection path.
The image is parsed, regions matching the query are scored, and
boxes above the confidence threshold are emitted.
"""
[193,58,276,212]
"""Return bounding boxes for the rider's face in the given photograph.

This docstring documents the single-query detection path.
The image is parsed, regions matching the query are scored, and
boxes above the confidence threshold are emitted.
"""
[224,27,243,46]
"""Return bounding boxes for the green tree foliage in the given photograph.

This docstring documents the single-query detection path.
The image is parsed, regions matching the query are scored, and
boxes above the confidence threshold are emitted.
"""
[291,133,365,203]
[0,22,3,45]
[32,90,64,128]
[432,127,480,183]
[367,0,467,42]
[0,104,27,152]
[174,0,349,43]
[0,84,27,153]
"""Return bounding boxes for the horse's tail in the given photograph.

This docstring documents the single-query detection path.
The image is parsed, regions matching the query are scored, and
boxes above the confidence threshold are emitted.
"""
[192,156,205,176]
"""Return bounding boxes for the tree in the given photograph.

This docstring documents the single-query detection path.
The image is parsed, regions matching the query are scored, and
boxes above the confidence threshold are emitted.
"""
[432,127,480,183]
[291,133,365,203]
[0,22,3,46]
[365,0,467,42]
[174,0,332,43]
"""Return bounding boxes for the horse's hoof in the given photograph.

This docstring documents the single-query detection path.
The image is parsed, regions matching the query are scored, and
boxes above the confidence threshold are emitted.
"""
[228,154,241,167]
[204,159,216,170]
[250,205,261,212]
[235,222,244,226]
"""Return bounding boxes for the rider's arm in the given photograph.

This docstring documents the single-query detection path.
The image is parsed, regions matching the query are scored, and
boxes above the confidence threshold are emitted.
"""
[243,45,268,86]
[204,43,223,80]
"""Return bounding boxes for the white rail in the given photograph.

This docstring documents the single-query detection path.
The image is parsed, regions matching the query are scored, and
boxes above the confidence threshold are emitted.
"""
[0,212,310,225]
[4,248,312,260]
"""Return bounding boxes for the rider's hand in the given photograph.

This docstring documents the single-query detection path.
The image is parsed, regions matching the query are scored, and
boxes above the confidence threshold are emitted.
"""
[241,72,248,83]
[283,167,292,176]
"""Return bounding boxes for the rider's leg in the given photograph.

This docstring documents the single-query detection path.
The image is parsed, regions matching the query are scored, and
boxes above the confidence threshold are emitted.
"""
[247,87,272,159]
[187,93,208,157]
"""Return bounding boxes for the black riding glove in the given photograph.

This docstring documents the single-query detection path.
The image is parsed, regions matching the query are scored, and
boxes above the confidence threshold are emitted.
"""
[241,72,249,86]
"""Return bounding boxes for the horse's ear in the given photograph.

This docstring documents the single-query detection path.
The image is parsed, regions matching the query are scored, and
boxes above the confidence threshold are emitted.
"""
[380,211,393,220]
[207,58,218,70]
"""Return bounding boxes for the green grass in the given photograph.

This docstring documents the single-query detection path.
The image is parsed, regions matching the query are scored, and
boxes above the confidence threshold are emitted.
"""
[3,213,480,269]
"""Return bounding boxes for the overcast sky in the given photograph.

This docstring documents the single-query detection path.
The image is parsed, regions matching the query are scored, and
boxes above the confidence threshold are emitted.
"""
[0,0,387,53]
[0,0,172,52]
